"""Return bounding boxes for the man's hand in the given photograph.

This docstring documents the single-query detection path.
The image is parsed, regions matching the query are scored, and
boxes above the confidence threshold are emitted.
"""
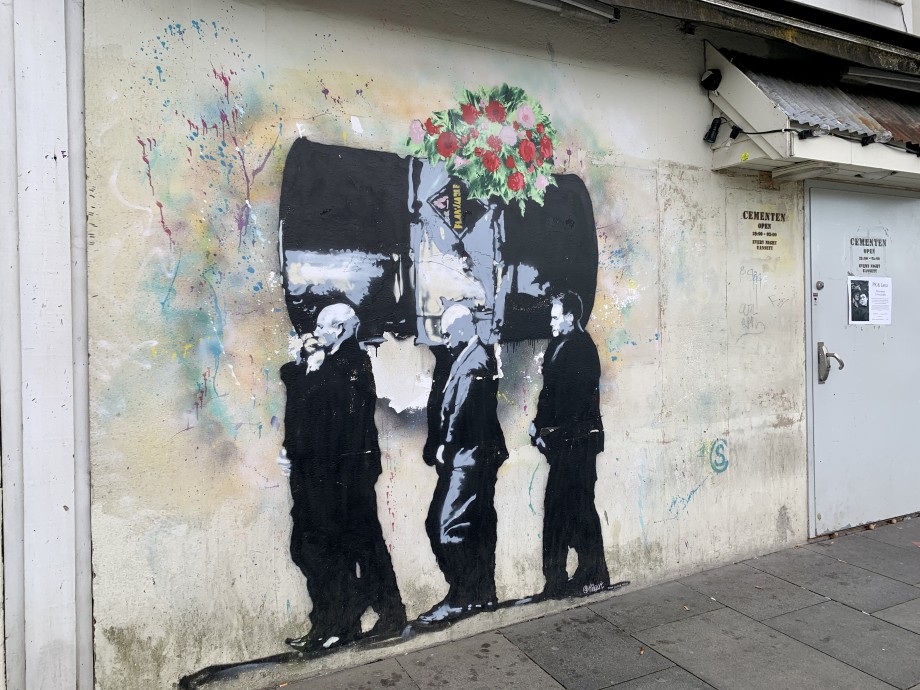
[288,335,307,364]
[277,446,292,477]
[530,422,547,452]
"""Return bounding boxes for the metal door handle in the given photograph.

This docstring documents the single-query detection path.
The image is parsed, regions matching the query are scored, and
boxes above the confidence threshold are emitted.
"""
[817,341,845,384]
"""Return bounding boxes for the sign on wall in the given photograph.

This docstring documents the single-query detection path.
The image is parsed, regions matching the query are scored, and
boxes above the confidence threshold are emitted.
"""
[742,208,789,257]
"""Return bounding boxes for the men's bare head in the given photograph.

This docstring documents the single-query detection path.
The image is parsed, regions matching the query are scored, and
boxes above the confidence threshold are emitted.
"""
[315,303,359,353]
[441,305,474,349]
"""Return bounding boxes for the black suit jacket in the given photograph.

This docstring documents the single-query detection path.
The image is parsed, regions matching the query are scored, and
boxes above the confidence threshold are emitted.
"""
[533,328,604,454]
[438,338,508,464]
[281,338,382,486]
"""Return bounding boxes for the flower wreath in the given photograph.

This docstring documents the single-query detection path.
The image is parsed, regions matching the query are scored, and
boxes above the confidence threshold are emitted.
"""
[407,85,558,212]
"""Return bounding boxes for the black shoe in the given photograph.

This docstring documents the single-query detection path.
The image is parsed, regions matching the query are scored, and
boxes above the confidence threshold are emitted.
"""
[415,599,469,628]
[365,609,408,640]
[285,627,358,653]
[464,600,496,614]
[285,631,322,653]
[537,582,569,601]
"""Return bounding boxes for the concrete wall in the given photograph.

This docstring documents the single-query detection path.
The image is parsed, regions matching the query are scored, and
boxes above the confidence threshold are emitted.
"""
[84,0,807,686]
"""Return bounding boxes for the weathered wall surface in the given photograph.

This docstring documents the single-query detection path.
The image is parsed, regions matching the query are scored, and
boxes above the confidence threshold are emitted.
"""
[85,0,806,687]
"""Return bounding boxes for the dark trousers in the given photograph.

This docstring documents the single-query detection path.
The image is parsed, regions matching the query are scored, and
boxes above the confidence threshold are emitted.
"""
[425,448,499,605]
[542,445,609,596]
[290,468,404,639]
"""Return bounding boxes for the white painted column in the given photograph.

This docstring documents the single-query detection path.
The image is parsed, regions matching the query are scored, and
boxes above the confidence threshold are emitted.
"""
[0,0,24,685]
[1,0,91,688]
[66,0,94,687]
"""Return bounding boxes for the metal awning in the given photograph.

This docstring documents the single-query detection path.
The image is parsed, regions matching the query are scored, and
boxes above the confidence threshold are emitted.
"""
[612,0,920,74]
[746,69,920,145]
[705,44,920,188]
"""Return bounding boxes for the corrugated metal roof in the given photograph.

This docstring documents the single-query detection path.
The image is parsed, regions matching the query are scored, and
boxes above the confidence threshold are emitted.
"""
[848,90,920,146]
[745,68,920,145]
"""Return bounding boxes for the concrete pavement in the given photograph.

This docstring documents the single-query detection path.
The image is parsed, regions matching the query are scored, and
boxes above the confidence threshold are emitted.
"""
[265,517,920,690]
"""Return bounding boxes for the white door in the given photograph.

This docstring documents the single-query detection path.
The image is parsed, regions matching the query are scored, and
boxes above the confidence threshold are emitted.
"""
[809,186,920,536]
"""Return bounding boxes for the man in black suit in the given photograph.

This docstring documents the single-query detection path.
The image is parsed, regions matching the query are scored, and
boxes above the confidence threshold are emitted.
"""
[279,303,406,652]
[418,305,508,626]
[530,292,609,599]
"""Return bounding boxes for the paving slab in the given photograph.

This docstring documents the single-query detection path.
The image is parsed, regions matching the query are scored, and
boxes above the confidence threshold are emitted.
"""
[635,607,895,690]
[589,581,723,632]
[398,631,563,690]
[874,597,920,634]
[805,534,920,585]
[680,562,827,620]
[745,546,920,612]
[501,606,672,690]
[274,658,418,690]
[863,520,920,551]
[765,600,920,689]
[608,666,714,689]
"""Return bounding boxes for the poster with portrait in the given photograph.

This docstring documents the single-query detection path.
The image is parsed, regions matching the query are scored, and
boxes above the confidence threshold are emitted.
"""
[848,276,892,325]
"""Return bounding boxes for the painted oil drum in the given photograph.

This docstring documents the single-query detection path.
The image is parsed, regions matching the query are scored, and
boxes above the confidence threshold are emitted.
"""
[278,137,598,342]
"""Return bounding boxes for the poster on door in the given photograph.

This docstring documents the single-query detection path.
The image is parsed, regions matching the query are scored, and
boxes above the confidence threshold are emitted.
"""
[848,276,892,325]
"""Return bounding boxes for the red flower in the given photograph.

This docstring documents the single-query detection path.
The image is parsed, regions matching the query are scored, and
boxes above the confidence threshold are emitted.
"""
[505,155,516,169]
[424,118,441,135]
[513,121,520,130]
[526,130,533,139]
[481,150,500,172]
[507,171,525,191]
[536,123,545,134]
[518,139,537,164]
[540,136,553,159]
[436,132,459,158]
[474,147,484,157]
[461,103,480,124]
[471,127,479,138]
[487,135,502,152]
[484,99,506,123]
[536,157,544,166]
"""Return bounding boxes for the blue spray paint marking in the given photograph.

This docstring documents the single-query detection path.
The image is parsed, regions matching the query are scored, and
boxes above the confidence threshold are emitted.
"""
[710,438,729,473]
[636,449,650,547]
[668,476,710,518]
[202,275,226,392]
[160,254,181,310]
[527,463,540,515]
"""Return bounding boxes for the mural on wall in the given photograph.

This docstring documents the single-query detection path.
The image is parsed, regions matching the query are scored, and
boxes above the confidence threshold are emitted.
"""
[87,10,805,690]
[277,86,622,653]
